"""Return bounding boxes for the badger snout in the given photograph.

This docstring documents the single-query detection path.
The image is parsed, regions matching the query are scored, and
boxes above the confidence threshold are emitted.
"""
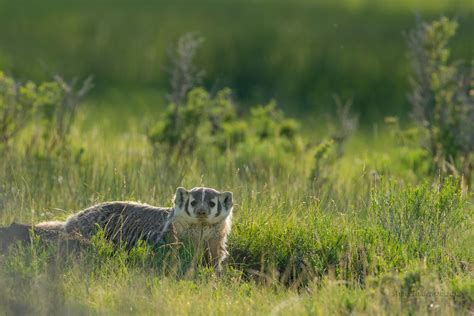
[195,208,208,217]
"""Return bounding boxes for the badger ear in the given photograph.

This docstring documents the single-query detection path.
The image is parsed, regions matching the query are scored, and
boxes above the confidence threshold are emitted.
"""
[220,191,233,210]
[174,187,189,208]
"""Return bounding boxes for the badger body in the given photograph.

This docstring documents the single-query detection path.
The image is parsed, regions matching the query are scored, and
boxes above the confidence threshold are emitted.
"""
[36,187,234,271]
[63,202,172,248]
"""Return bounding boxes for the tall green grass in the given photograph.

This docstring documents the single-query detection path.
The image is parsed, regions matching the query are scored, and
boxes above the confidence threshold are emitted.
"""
[0,104,472,314]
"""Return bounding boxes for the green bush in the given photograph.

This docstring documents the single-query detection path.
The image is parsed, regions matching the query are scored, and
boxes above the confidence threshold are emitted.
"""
[0,71,58,146]
[229,177,470,287]
[407,16,474,186]
[370,177,469,264]
[148,88,307,174]
[0,71,92,156]
[310,97,358,186]
[147,87,236,157]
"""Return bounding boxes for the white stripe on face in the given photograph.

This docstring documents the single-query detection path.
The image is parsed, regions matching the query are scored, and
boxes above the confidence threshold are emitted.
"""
[202,188,205,203]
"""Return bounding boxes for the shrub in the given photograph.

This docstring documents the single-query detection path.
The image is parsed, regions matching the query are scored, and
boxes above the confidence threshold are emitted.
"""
[0,71,92,156]
[311,96,358,186]
[148,87,307,175]
[147,87,236,158]
[330,96,358,156]
[370,177,469,264]
[228,177,470,287]
[407,16,474,186]
[36,75,93,156]
[166,33,205,106]
[384,117,431,178]
[0,71,54,147]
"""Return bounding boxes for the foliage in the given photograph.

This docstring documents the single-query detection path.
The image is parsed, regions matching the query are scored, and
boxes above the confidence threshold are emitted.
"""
[148,87,307,172]
[384,116,432,177]
[0,71,92,156]
[148,87,236,158]
[407,16,474,186]
[225,102,307,175]
[311,96,358,186]
[230,177,471,287]
[166,32,205,106]
[370,177,468,261]
[0,71,58,146]
[330,96,359,154]
[36,75,93,156]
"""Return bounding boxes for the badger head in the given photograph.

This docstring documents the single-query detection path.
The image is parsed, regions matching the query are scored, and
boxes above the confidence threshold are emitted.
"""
[173,187,233,225]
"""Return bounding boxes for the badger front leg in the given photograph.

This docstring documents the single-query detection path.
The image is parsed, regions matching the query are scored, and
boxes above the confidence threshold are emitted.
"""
[204,238,225,275]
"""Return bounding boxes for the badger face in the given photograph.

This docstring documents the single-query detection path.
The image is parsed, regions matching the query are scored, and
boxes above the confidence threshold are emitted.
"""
[173,187,233,225]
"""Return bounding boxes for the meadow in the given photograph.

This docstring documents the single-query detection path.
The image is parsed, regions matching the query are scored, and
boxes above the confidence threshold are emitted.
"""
[1,108,472,314]
[0,1,473,315]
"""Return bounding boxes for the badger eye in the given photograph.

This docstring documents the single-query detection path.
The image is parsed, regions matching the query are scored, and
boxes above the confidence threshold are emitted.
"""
[209,201,216,208]
[190,201,197,207]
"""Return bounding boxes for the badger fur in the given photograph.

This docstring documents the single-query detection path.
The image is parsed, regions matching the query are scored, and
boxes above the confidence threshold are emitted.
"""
[0,223,89,255]
[37,187,233,271]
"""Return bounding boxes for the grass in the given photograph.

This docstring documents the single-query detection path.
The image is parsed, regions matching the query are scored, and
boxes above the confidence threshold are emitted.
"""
[0,101,472,315]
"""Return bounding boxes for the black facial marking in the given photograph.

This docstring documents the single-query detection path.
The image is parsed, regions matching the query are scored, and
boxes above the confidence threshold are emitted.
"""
[184,199,191,216]
[179,193,184,209]
[216,200,222,217]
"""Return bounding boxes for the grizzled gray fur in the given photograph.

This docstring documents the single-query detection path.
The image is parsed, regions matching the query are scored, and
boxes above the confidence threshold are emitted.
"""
[36,187,233,272]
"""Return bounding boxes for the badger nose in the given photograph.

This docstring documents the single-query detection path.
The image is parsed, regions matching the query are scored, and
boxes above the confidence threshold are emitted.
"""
[196,208,207,217]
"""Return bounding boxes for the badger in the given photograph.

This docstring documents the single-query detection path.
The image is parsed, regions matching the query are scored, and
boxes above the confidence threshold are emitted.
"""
[35,187,233,272]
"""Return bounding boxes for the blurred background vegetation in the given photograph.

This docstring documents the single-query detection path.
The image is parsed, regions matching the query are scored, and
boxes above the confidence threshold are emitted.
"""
[0,0,472,123]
